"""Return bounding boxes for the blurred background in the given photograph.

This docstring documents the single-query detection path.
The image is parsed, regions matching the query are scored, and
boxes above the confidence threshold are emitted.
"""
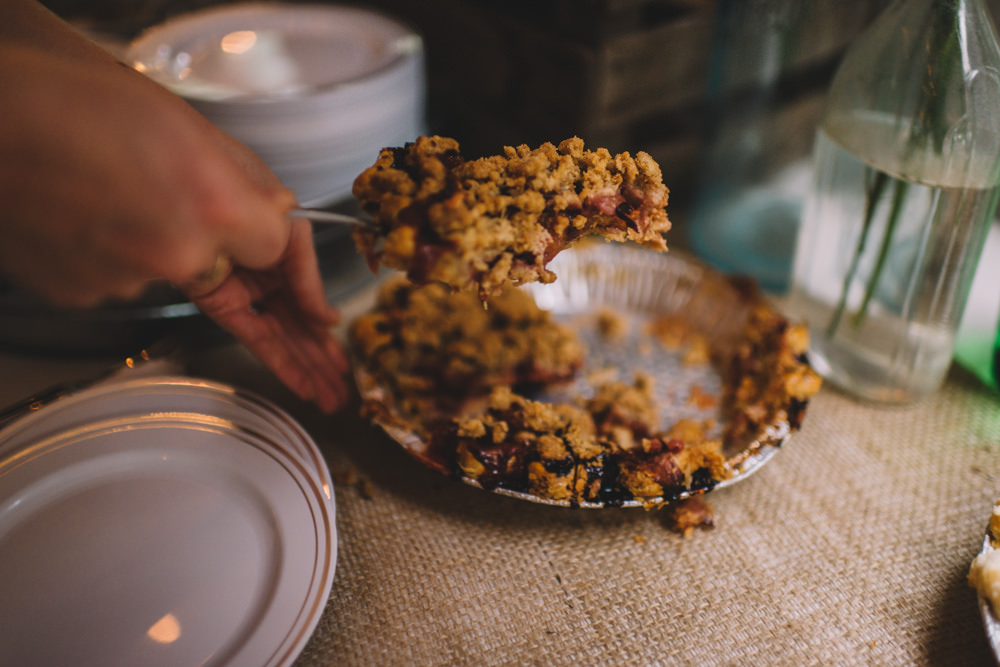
[43,0,897,218]
[11,0,1000,355]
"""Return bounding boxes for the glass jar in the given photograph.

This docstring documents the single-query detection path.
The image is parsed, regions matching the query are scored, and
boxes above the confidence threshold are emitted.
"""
[785,0,1000,403]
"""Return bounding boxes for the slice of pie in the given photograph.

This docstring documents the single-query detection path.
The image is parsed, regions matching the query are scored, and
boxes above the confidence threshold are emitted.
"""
[352,135,671,297]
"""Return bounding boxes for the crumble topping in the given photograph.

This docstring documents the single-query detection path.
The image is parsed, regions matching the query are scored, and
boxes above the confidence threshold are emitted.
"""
[585,373,660,451]
[646,313,711,365]
[350,277,584,417]
[662,497,715,537]
[454,386,606,504]
[615,419,726,502]
[721,305,822,447]
[451,383,727,506]
[595,308,629,341]
[352,135,671,297]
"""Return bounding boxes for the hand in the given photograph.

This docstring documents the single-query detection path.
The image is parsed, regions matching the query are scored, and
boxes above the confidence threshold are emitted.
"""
[182,220,350,413]
[0,42,295,305]
[0,3,352,412]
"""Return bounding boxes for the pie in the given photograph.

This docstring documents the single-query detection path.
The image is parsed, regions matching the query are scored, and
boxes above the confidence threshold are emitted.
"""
[349,242,823,511]
[351,135,671,297]
[349,277,818,507]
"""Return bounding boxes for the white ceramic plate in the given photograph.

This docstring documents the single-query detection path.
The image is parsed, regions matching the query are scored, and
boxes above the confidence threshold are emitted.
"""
[0,376,329,489]
[0,379,335,666]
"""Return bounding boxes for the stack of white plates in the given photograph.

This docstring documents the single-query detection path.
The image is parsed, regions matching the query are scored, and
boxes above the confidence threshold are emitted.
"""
[126,2,426,207]
[0,376,336,666]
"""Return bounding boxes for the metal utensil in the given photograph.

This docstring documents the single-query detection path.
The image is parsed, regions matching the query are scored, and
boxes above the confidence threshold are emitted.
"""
[288,208,378,229]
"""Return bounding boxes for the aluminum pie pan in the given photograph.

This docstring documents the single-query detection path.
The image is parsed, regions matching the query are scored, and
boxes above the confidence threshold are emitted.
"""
[353,242,810,508]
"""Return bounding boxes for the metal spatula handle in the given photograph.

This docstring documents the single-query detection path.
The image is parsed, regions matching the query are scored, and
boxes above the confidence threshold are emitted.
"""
[288,208,377,229]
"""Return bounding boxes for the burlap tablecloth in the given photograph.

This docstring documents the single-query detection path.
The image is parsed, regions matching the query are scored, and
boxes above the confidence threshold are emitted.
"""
[4,289,1000,666]
[274,359,999,666]
[229,280,992,666]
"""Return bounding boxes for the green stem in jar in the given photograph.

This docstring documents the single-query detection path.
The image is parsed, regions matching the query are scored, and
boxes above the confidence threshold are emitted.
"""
[851,177,909,327]
[826,166,887,337]
[826,1,960,338]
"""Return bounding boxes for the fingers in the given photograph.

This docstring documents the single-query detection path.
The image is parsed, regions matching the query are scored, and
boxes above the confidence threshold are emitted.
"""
[184,267,350,413]
[248,296,350,412]
[177,255,234,299]
[207,182,294,271]
[280,220,342,325]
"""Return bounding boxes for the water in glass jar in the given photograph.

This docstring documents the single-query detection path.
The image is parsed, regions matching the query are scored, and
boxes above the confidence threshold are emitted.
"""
[786,113,1000,403]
